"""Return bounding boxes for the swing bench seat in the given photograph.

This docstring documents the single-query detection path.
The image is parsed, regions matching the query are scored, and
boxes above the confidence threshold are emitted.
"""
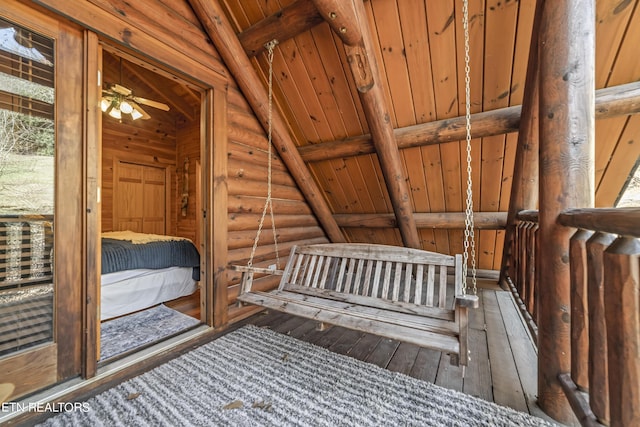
[236,243,478,366]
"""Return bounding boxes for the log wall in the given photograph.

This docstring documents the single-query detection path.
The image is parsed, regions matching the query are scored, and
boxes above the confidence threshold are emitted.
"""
[225,88,329,319]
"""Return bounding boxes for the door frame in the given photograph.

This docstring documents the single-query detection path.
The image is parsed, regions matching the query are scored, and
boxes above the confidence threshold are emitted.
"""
[0,0,85,398]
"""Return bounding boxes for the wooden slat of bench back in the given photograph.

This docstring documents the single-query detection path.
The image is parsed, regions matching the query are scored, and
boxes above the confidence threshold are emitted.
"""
[278,244,463,310]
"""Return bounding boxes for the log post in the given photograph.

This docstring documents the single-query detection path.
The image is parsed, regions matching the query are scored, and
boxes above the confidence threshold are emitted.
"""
[187,0,347,244]
[603,237,640,427]
[311,0,421,249]
[587,231,616,424]
[538,0,595,423]
[499,0,543,289]
[569,229,593,392]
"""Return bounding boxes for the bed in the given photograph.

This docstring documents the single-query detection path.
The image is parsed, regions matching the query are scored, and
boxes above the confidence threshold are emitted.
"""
[100,231,200,320]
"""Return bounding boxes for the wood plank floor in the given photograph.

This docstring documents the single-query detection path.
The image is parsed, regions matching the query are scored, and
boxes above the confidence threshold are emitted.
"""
[238,289,552,422]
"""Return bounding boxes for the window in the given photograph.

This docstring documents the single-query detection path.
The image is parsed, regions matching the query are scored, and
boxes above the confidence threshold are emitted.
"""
[0,17,55,356]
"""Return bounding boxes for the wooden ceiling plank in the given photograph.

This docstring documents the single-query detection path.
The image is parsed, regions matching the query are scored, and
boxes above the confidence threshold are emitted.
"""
[594,2,640,203]
[396,0,438,252]
[238,0,325,57]
[477,0,521,270]
[596,115,640,206]
[311,0,421,249]
[494,0,537,270]
[120,60,196,121]
[423,1,461,257]
[299,80,640,163]
[188,0,346,243]
[371,0,439,252]
[596,0,636,88]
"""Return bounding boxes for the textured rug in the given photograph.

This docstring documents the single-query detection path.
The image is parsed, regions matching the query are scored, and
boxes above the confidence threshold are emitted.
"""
[99,304,200,361]
[42,325,557,426]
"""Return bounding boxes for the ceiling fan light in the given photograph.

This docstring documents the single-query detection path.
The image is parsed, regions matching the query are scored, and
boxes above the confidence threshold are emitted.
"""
[100,98,111,112]
[109,106,122,119]
[120,100,134,114]
[130,108,144,120]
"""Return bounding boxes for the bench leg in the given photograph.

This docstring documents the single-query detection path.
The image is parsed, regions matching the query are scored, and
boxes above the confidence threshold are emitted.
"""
[315,321,329,331]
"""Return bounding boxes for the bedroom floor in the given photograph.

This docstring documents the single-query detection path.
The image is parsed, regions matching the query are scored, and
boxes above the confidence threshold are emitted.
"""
[165,289,200,319]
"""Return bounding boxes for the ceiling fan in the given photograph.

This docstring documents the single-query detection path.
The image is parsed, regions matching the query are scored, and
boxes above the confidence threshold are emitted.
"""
[101,82,170,121]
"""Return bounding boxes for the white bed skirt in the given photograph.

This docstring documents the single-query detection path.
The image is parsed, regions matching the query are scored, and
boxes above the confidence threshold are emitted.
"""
[101,267,198,320]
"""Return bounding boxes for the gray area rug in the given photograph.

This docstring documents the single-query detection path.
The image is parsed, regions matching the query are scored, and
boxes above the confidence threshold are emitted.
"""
[43,325,557,426]
[100,304,200,360]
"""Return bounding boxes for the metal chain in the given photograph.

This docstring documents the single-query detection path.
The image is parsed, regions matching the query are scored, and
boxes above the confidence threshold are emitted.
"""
[248,39,280,269]
[462,0,477,295]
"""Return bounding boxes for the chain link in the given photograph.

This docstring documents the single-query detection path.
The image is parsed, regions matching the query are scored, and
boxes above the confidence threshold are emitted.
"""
[248,39,280,269]
[462,0,477,295]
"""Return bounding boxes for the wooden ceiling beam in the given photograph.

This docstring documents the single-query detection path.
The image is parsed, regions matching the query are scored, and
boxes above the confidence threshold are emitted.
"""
[238,0,325,57]
[188,0,346,244]
[334,212,508,230]
[312,0,421,249]
[300,80,640,163]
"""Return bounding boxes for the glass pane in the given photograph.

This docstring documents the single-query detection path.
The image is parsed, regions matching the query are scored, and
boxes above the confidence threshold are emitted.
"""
[0,18,55,357]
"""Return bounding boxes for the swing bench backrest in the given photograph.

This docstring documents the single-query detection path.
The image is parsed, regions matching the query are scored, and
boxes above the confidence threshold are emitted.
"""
[237,243,479,366]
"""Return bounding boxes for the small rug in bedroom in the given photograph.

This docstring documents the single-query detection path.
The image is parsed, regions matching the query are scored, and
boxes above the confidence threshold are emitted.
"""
[44,325,558,426]
[99,304,200,361]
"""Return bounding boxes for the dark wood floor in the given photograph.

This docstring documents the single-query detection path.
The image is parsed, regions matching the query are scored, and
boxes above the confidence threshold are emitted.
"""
[166,283,553,423]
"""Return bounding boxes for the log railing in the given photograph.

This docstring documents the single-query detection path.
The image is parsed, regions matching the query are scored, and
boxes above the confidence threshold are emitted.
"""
[556,207,640,427]
[504,210,539,341]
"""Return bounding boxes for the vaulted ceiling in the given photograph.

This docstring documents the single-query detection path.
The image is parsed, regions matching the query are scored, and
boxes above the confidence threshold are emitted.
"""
[211,0,639,270]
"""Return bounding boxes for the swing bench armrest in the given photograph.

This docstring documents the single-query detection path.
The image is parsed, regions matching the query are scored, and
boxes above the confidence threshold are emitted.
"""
[231,265,284,276]
[231,265,284,297]
[455,294,479,309]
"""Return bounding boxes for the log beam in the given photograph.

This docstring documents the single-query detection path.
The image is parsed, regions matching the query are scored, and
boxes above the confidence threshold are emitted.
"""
[188,0,346,244]
[538,0,595,423]
[299,80,640,163]
[333,212,507,230]
[312,0,420,249]
[238,0,324,57]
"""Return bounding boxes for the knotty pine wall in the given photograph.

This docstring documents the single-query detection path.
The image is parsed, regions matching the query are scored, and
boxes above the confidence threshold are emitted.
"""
[101,116,178,235]
[176,114,201,245]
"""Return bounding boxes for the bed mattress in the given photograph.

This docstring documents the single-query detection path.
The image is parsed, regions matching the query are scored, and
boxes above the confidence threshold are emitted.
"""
[100,267,197,320]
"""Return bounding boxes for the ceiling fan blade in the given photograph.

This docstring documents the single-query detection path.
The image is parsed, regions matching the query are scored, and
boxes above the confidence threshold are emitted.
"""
[129,101,151,120]
[132,96,170,111]
[110,83,132,96]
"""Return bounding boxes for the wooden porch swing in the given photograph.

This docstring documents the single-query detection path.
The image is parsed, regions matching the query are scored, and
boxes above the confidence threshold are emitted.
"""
[233,1,479,367]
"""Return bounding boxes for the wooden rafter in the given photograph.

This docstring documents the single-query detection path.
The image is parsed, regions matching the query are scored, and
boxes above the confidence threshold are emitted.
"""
[312,0,421,249]
[334,212,508,230]
[299,80,640,163]
[238,0,324,57]
[188,0,346,243]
